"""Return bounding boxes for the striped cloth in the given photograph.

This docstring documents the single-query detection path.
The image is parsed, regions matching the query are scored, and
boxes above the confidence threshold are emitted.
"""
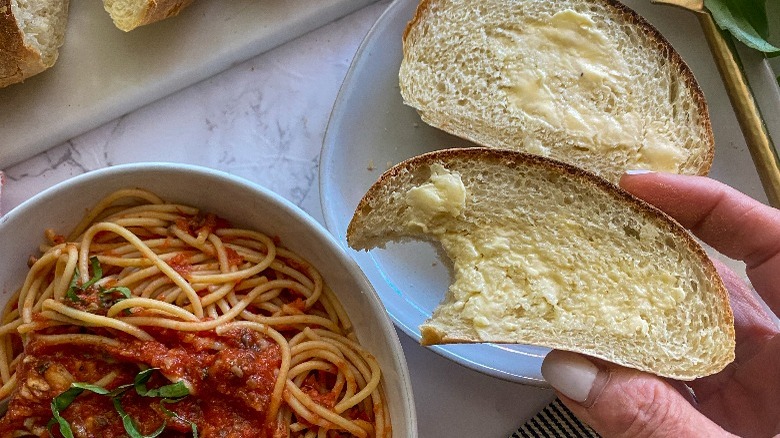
[511,398,600,438]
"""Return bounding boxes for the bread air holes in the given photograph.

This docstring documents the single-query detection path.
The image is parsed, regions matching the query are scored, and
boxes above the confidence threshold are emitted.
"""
[623,225,641,240]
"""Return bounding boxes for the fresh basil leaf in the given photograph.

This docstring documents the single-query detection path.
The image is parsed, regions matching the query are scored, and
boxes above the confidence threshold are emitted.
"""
[71,382,111,395]
[138,380,190,399]
[65,269,83,302]
[52,386,85,413]
[101,286,132,298]
[50,370,191,437]
[133,368,190,399]
[50,380,135,435]
[72,381,133,398]
[133,367,156,388]
[160,399,199,438]
[50,408,75,438]
[65,257,104,302]
[50,387,84,438]
[82,256,103,290]
[706,0,780,54]
[112,397,167,438]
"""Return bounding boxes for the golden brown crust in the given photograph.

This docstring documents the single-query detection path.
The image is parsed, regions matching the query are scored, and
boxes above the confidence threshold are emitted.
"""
[348,147,734,378]
[349,146,732,330]
[137,0,192,29]
[597,0,714,175]
[0,0,46,88]
[109,0,193,32]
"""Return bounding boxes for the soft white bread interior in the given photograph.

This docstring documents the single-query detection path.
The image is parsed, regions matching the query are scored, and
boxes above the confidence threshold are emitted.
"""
[0,0,69,88]
[347,148,735,380]
[399,0,714,184]
[102,0,193,32]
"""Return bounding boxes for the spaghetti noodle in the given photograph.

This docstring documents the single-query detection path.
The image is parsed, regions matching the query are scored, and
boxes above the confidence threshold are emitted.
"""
[0,188,390,437]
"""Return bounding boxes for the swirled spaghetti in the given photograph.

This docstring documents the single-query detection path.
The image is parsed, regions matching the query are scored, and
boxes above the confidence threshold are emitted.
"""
[0,189,390,437]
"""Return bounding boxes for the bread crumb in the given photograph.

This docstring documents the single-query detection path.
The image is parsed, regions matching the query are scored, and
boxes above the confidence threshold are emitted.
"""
[367,160,375,171]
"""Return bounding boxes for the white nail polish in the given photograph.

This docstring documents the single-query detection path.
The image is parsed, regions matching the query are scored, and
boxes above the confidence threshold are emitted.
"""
[624,169,655,175]
[541,350,599,403]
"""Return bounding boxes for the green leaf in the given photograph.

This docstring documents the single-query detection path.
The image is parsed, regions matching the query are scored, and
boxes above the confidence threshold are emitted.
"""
[65,269,82,302]
[50,387,83,438]
[82,257,103,290]
[101,286,132,299]
[65,257,105,302]
[50,369,191,437]
[705,0,780,54]
[112,398,167,438]
[73,381,134,398]
[134,368,190,399]
[160,399,199,438]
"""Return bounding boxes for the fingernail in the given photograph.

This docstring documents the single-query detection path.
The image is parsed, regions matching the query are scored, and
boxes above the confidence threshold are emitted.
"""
[623,169,655,175]
[541,350,599,403]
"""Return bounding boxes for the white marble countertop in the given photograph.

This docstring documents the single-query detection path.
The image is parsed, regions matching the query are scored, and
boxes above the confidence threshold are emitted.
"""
[2,2,778,437]
[0,2,555,436]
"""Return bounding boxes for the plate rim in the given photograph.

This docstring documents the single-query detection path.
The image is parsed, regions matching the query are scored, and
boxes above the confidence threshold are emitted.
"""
[319,0,549,386]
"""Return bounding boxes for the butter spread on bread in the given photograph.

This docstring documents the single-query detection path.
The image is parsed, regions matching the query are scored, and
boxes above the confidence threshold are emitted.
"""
[400,0,714,183]
[347,148,735,380]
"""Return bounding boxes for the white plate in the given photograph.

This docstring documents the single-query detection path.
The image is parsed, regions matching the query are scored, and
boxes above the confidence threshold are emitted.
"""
[320,0,775,384]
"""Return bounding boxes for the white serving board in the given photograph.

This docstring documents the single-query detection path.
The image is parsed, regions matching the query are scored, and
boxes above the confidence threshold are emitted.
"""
[0,0,376,168]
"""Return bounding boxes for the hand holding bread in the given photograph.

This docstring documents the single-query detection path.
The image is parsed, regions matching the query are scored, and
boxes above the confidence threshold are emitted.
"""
[542,172,780,438]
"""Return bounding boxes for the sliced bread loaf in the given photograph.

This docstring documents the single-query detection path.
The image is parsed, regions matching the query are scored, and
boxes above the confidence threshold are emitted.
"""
[0,0,69,88]
[347,147,734,380]
[399,0,714,183]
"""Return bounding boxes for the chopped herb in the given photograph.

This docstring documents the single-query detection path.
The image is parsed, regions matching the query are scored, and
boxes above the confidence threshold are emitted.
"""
[65,269,82,302]
[50,368,192,437]
[134,368,189,399]
[113,397,167,438]
[64,257,133,308]
[65,257,103,302]
[161,399,200,438]
[101,286,132,299]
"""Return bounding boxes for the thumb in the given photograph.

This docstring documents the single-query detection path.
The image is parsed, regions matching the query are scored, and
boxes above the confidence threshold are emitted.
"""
[541,350,734,438]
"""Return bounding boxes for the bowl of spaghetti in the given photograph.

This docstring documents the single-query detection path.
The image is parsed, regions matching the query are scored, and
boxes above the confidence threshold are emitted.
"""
[0,163,416,437]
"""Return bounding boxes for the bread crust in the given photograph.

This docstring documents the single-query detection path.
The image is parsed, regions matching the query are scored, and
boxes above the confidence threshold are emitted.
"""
[401,0,715,178]
[107,0,193,32]
[347,147,735,379]
[0,0,47,88]
[352,147,715,261]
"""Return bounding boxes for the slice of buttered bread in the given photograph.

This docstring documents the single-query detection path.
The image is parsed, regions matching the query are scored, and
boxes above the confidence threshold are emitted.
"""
[347,148,734,380]
[0,0,69,88]
[400,0,714,184]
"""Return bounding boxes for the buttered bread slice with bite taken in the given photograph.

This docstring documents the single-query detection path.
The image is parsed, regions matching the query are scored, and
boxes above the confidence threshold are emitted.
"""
[347,148,734,380]
[400,0,714,184]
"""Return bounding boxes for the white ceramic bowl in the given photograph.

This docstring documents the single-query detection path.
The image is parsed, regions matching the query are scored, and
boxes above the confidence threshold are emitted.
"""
[0,163,417,436]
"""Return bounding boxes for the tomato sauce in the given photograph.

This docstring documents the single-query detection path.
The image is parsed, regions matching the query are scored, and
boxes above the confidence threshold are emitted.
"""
[0,327,282,437]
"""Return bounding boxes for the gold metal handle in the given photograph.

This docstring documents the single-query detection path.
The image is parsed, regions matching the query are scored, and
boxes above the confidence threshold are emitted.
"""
[697,11,780,207]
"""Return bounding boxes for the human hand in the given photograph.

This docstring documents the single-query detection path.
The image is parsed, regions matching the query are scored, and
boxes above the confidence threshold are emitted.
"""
[541,172,780,438]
